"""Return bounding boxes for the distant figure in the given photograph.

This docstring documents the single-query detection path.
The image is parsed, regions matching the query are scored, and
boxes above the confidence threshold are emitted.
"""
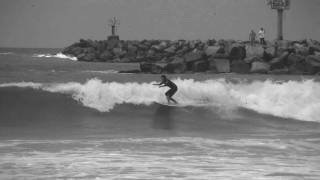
[258,28,266,45]
[216,43,226,54]
[153,75,178,104]
[249,30,256,46]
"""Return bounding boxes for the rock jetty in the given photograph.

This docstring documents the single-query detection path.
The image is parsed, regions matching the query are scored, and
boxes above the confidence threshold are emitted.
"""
[62,38,320,75]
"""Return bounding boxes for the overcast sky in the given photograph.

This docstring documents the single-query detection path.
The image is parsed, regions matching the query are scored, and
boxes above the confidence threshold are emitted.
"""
[0,0,319,48]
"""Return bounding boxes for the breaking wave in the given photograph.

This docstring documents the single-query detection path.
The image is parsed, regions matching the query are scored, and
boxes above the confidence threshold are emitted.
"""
[0,52,13,55]
[32,53,77,61]
[1,78,320,122]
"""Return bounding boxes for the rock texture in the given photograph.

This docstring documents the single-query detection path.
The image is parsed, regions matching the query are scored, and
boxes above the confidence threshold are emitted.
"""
[62,39,320,74]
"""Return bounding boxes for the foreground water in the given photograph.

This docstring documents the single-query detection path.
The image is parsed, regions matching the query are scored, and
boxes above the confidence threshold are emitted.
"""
[0,49,320,180]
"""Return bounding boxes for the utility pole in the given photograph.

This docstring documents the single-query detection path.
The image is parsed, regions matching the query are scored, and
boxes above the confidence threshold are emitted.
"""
[277,9,283,40]
[267,0,290,40]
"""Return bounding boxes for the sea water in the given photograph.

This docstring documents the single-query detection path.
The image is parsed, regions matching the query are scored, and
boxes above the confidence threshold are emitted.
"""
[0,49,320,180]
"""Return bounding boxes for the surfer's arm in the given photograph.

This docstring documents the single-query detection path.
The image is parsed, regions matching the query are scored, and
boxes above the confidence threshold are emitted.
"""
[153,81,165,87]
[153,84,165,88]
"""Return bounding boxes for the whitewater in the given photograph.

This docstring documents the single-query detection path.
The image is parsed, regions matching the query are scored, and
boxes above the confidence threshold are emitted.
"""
[1,78,319,122]
[1,50,320,179]
[32,53,77,61]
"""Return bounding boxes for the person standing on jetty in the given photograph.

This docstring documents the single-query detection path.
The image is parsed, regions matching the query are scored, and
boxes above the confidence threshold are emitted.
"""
[249,30,256,46]
[258,27,266,45]
[154,75,178,104]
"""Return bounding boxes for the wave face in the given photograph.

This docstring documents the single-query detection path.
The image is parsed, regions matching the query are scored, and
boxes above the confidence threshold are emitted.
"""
[1,78,320,122]
[32,53,77,61]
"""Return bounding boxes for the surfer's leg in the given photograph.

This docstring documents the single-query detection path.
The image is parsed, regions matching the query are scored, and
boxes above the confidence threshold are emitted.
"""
[166,88,177,104]
[169,97,178,104]
[165,90,171,104]
[166,96,170,104]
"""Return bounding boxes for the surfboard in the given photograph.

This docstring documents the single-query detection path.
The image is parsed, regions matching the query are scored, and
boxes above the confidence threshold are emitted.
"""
[154,101,212,107]
[154,101,184,107]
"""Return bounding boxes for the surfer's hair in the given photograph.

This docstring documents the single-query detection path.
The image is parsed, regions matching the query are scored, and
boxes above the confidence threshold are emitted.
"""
[161,75,167,79]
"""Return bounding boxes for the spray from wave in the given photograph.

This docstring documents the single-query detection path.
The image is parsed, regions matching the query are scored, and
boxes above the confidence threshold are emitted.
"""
[1,78,320,122]
[32,53,77,61]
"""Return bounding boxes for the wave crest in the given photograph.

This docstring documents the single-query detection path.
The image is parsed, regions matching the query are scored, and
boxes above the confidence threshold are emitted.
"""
[32,53,77,61]
[1,78,320,122]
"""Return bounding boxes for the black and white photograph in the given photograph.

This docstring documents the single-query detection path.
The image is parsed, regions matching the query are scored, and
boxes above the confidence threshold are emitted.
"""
[0,0,320,179]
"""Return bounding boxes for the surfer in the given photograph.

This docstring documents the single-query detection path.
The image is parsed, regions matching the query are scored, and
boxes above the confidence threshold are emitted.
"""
[154,75,178,104]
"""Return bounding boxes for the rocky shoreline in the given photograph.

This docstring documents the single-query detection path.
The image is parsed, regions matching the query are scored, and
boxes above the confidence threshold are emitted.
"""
[62,38,320,75]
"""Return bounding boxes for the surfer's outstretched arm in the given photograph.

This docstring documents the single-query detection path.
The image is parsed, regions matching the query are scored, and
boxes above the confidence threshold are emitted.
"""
[153,82,165,87]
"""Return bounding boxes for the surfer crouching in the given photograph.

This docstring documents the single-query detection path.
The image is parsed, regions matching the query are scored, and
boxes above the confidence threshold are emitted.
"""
[153,75,178,104]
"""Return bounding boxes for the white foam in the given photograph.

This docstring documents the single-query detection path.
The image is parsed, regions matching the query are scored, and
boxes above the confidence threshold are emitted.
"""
[33,53,77,61]
[0,52,13,55]
[0,82,42,88]
[1,78,320,122]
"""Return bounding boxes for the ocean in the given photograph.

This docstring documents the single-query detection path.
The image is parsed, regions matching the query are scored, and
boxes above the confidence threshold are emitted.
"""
[0,48,320,180]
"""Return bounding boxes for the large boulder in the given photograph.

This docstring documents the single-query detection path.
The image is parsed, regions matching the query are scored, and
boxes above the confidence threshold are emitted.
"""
[137,44,149,51]
[218,39,233,54]
[82,47,95,54]
[112,47,126,57]
[229,44,246,61]
[287,54,306,74]
[206,39,217,46]
[77,53,96,62]
[159,41,169,49]
[262,50,274,62]
[166,57,187,73]
[99,50,113,61]
[78,39,92,48]
[275,40,291,56]
[176,46,191,56]
[164,46,177,54]
[306,55,320,74]
[244,56,262,64]
[107,39,120,50]
[246,45,264,57]
[307,39,320,53]
[265,46,276,57]
[209,58,230,73]
[250,61,270,74]
[62,46,83,57]
[205,46,220,56]
[127,44,138,57]
[140,62,167,74]
[151,45,162,51]
[270,51,290,70]
[293,43,309,56]
[231,60,251,74]
[183,51,205,70]
[192,60,209,72]
[147,49,156,57]
[184,51,204,63]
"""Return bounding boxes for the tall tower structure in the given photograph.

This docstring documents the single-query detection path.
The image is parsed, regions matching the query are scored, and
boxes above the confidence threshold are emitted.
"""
[108,17,120,41]
[266,0,290,40]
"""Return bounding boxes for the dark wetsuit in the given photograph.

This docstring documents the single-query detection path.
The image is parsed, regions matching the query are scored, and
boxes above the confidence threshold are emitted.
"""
[160,80,177,97]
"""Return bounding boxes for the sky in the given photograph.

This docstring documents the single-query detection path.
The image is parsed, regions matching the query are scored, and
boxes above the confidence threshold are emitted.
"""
[0,0,319,48]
